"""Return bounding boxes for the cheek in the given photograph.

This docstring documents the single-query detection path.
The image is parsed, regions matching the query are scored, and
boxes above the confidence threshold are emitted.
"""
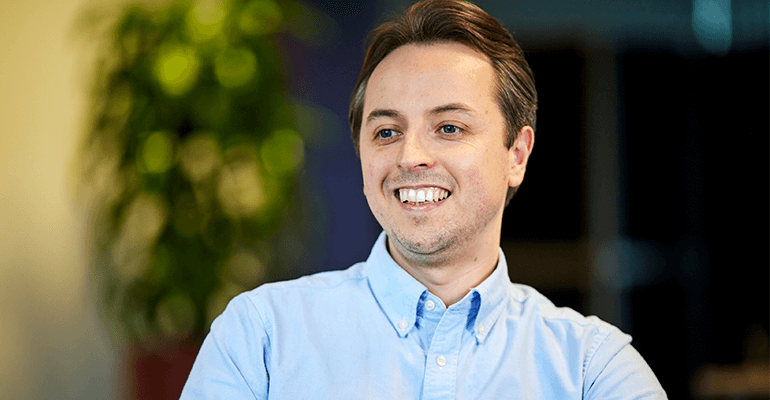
[452,149,508,205]
[466,169,495,210]
[364,160,380,180]
[361,153,387,192]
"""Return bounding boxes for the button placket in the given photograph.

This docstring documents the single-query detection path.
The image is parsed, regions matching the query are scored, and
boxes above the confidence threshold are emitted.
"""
[420,308,466,400]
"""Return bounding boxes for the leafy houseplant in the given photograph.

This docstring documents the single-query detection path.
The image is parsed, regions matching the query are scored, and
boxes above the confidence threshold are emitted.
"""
[79,0,307,347]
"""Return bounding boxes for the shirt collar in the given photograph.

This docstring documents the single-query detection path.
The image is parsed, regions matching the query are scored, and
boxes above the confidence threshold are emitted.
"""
[365,231,511,343]
[468,246,511,344]
[365,231,427,338]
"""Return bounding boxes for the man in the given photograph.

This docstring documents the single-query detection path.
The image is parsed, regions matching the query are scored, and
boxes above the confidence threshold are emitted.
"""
[182,0,667,398]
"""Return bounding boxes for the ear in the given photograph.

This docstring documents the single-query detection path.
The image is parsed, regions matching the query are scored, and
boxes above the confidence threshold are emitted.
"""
[507,126,534,188]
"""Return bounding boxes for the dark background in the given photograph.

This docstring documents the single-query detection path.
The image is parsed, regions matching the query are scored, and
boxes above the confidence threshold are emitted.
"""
[275,1,768,398]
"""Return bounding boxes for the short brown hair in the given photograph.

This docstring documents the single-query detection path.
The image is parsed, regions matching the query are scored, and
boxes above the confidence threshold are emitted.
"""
[348,0,537,204]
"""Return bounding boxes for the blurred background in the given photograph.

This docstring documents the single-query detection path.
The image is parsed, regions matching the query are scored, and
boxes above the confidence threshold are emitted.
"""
[0,0,767,399]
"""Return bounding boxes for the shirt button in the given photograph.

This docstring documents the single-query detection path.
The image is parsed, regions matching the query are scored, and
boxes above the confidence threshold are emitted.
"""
[399,320,408,330]
[436,355,447,367]
[477,324,486,335]
[425,300,435,311]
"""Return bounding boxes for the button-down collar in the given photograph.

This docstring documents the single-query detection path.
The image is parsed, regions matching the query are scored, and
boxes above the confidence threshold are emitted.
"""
[469,246,510,344]
[365,231,511,344]
[365,232,427,337]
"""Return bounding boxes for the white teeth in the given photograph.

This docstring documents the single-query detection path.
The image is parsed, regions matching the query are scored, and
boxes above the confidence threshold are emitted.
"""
[397,187,450,205]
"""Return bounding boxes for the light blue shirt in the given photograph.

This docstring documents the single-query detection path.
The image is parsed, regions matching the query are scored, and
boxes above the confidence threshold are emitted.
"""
[182,232,666,399]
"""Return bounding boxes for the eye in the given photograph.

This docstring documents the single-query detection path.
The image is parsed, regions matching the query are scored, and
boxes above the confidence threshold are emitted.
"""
[376,129,400,140]
[439,125,460,135]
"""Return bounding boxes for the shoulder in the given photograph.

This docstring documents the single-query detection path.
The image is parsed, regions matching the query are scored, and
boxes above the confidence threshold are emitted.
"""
[509,283,623,336]
[246,262,368,299]
[504,286,666,397]
[229,262,370,321]
[507,283,632,370]
[207,262,371,339]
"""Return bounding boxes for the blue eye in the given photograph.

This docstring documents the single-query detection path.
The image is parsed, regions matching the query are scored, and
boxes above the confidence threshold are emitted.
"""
[377,129,398,139]
[440,125,459,134]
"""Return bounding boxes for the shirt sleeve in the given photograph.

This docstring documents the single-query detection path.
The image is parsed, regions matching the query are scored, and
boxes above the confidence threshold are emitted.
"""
[584,339,667,400]
[180,293,270,400]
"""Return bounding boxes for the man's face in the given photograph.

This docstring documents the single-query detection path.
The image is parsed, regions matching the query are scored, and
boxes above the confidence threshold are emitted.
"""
[359,42,528,264]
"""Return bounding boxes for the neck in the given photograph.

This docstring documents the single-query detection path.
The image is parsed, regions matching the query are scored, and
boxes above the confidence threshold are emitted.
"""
[387,233,500,306]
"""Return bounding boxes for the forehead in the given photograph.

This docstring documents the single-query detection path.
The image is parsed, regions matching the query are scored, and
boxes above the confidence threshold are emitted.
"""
[363,42,498,116]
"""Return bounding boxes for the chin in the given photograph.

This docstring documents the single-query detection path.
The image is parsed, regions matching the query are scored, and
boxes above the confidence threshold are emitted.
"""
[388,227,456,258]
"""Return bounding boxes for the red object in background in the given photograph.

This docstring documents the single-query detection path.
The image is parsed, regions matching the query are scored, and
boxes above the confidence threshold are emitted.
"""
[130,339,202,399]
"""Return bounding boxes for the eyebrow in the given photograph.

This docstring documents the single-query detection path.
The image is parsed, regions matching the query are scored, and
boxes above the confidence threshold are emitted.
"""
[429,103,475,116]
[365,103,475,126]
[365,109,402,125]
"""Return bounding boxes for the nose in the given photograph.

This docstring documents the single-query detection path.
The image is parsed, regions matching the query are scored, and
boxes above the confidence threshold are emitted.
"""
[397,131,435,172]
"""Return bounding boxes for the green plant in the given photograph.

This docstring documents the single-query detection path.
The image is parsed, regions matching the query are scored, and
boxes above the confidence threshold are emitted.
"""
[79,0,308,345]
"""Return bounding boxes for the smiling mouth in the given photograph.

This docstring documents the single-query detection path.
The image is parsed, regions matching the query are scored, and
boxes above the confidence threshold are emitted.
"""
[396,187,451,206]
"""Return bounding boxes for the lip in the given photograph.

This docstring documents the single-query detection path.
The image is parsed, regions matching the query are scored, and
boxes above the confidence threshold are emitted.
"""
[399,199,446,210]
[394,184,450,191]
